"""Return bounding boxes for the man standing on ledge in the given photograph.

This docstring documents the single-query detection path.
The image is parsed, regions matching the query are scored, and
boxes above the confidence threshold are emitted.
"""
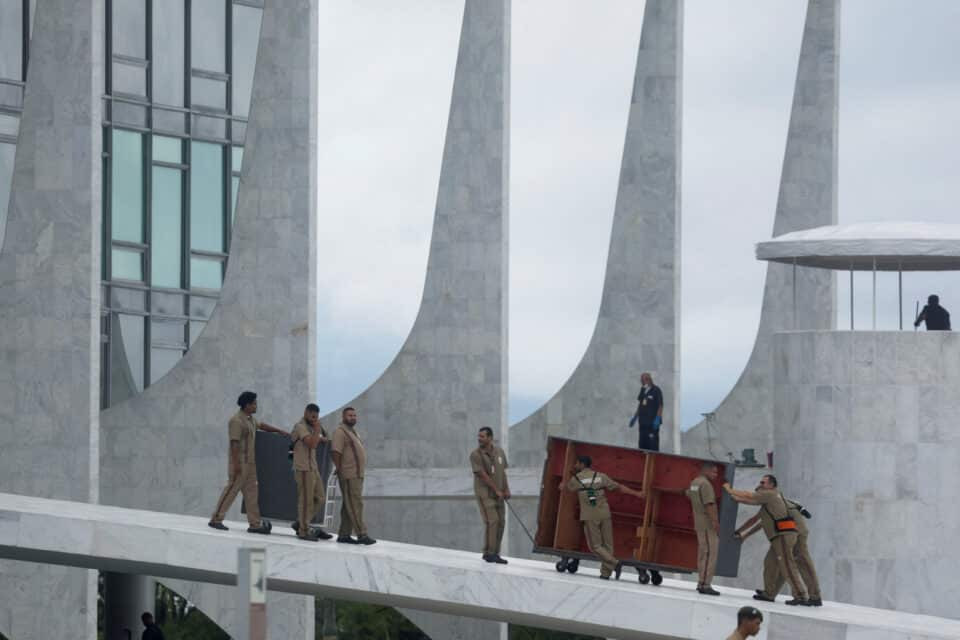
[565,455,644,580]
[915,294,951,330]
[470,426,510,564]
[290,403,333,541]
[332,407,376,545]
[688,462,721,595]
[630,372,663,451]
[209,391,289,533]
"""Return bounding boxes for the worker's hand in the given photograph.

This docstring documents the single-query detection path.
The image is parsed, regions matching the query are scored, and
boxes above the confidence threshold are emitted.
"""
[733,531,742,541]
[628,414,638,428]
[496,490,505,500]
[722,482,732,492]
[504,489,511,500]
[652,416,662,431]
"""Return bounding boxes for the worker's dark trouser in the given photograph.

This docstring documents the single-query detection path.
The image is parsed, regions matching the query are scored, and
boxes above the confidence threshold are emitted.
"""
[638,425,659,451]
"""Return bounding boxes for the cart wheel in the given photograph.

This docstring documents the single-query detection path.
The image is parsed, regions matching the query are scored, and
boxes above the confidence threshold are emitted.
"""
[555,558,569,573]
[650,570,663,586]
[566,558,579,574]
[637,570,650,584]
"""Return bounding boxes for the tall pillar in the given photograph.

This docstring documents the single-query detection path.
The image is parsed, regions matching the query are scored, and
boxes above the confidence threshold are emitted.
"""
[509,0,683,470]
[0,0,104,636]
[104,574,156,640]
[682,0,839,459]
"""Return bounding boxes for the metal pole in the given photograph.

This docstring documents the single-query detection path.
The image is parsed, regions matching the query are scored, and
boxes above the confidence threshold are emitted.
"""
[872,257,877,330]
[850,266,854,330]
[793,258,798,330]
[898,266,903,330]
[237,548,267,640]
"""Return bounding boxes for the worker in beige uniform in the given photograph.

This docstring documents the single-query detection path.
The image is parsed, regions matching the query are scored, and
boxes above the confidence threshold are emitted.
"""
[289,403,333,541]
[564,455,644,580]
[331,406,376,545]
[736,494,822,606]
[470,426,511,564]
[726,606,763,639]
[724,474,810,605]
[208,391,289,533]
[688,462,721,595]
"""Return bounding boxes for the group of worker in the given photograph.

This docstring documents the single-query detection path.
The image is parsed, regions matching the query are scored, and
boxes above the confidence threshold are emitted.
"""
[207,392,375,545]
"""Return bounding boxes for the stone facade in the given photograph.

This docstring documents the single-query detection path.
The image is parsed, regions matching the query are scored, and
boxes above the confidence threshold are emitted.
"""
[773,330,960,619]
[0,0,104,636]
[683,0,839,460]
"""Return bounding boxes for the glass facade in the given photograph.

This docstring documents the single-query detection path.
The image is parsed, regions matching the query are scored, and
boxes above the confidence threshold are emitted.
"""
[101,0,263,408]
[0,0,35,249]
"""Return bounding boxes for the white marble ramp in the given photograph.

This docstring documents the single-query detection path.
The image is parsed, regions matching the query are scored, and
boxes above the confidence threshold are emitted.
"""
[0,493,956,640]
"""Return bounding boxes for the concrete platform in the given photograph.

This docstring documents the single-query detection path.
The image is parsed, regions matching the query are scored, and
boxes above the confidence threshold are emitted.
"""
[0,492,956,640]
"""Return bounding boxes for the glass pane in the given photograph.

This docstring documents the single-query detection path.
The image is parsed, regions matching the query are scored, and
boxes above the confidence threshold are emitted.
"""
[191,113,227,139]
[152,319,185,345]
[231,175,239,223]
[111,129,144,242]
[189,320,206,346]
[0,1,24,81]
[191,0,226,72]
[1,142,16,251]
[190,256,222,290]
[111,313,145,399]
[111,101,149,128]
[0,84,24,111]
[112,247,144,281]
[112,0,147,59]
[109,287,147,311]
[190,75,226,110]
[112,60,146,96]
[0,113,19,137]
[152,0,185,106]
[151,291,184,315]
[152,108,187,135]
[150,347,183,383]
[152,135,181,163]
[189,295,216,318]
[189,141,224,251]
[231,120,246,144]
[231,146,243,172]
[151,166,182,288]
[232,4,262,117]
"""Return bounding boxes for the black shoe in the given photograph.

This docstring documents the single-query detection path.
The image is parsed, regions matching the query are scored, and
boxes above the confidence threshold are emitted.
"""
[297,531,320,542]
[483,554,496,562]
[247,522,271,535]
[753,593,776,602]
[313,527,333,540]
[614,561,623,580]
[807,597,823,606]
[208,521,228,531]
[337,535,359,544]
[599,575,610,580]
[698,586,721,596]
[356,535,377,545]
[785,598,807,606]
[492,555,507,564]
[291,520,300,533]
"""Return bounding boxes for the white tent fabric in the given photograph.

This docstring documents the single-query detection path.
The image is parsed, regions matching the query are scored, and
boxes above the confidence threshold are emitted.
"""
[756,222,960,271]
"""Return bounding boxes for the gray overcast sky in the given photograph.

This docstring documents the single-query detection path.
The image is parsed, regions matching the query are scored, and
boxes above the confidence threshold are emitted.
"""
[315,0,960,430]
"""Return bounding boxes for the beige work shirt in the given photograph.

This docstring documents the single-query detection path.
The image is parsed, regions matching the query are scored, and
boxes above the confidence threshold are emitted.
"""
[290,418,326,472]
[567,470,619,522]
[755,489,793,540]
[332,423,366,479]
[228,410,258,464]
[726,631,746,640]
[470,445,509,499]
[688,474,717,532]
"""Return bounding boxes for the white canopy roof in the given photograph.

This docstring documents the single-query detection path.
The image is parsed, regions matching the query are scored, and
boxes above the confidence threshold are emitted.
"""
[756,222,960,271]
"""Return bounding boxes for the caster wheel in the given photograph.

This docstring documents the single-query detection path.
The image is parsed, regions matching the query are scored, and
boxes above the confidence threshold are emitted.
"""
[566,558,579,574]
[638,570,650,584]
[650,570,663,586]
[555,558,569,573]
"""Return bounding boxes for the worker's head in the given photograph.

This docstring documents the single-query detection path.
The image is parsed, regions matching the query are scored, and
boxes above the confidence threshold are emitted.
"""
[237,391,257,414]
[640,372,653,386]
[574,455,592,473]
[342,406,357,426]
[736,606,763,636]
[701,461,718,480]
[477,426,494,447]
[929,294,940,306]
[304,403,320,424]
[759,474,778,490]
[141,612,154,628]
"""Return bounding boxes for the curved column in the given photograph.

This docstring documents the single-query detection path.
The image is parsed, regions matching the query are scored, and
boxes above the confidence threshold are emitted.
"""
[509,0,683,470]
[0,0,104,636]
[320,2,508,638]
[682,0,839,459]
[97,0,318,637]
[774,330,960,619]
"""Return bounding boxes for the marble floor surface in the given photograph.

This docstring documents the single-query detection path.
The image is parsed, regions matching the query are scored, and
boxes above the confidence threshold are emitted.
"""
[0,492,957,640]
